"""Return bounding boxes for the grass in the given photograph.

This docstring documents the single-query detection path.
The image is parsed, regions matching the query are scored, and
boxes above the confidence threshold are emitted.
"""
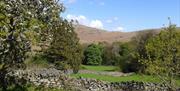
[72,73,159,82]
[25,53,51,69]
[26,85,63,91]
[79,65,180,86]
[71,73,180,86]
[4,84,64,91]
[81,65,118,72]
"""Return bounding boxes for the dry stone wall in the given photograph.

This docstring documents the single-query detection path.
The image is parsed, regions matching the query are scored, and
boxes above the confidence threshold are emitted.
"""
[7,68,179,91]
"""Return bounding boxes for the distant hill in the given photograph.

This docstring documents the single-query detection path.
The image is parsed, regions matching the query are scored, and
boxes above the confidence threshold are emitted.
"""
[74,25,162,44]
[32,25,179,51]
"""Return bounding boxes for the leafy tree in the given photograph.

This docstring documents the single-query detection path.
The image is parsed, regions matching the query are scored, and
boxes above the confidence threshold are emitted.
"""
[45,20,83,73]
[97,42,115,65]
[0,0,63,90]
[84,43,103,65]
[117,42,133,72]
[109,42,122,66]
[131,30,156,73]
[110,42,138,72]
[101,42,130,66]
[102,44,116,65]
[133,30,156,58]
[142,24,180,88]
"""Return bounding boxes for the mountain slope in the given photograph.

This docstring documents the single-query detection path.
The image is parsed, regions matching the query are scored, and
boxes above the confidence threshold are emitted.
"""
[75,25,137,44]
[75,25,180,44]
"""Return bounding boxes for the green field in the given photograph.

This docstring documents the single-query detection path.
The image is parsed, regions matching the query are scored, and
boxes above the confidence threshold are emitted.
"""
[76,65,180,86]
[6,84,64,91]
[71,73,161,82]
[81,65,118,72]
[71,73,180,86]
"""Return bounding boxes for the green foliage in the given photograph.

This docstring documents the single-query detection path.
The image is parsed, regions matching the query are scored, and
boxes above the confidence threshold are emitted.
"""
[0,84,65,91]
[117,42,135,72]
[100,41,140,72]
[46,20,83,73]
[106,41,138,73]
[25,53,50,69]
[101,43,117,65]
[25,84,65,91]
[83,43,103,65]
[0,0,64,90]
[130,30,156,73]
[101,42,124,66]
[141,24,180,88]
[143,25,180,74]
[132,30,156,59]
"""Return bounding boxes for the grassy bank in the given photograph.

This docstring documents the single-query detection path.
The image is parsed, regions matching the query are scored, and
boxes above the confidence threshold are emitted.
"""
[81,65,118,72]
[2,84,63,91]
[71,73,180,86]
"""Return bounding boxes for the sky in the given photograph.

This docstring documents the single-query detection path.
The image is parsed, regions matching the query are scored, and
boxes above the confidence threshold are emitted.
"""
[61,0,180,32]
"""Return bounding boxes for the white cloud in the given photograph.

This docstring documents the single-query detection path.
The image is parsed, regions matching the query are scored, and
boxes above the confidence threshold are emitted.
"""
[105,17,119,23]
[66,14,88,25]
[114,26,124,31]
[90,20,104,29]
[66,14,104,29]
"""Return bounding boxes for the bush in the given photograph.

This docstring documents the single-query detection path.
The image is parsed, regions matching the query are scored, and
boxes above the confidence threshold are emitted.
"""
[101,43,117,65]
[143,25,180,75]
[83,43,103,65]
[130,30,156,73]
[25,53,51,69]
[116,42,138,72]
[140,24,180,89]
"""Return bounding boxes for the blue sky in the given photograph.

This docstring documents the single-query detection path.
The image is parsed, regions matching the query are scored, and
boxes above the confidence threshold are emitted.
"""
[61,0,180,32]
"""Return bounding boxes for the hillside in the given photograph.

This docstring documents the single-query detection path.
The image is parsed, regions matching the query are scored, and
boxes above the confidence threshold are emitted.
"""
[75,25,163,44]
[75,25,137,44]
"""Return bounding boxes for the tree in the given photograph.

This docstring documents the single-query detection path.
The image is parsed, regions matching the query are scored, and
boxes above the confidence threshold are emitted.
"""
[0,0,63,90]
[45,20,83,73]
[110,42,138,72]
[142,24,180,88]
[102,44,116,65]
[109,42,122,66]
[131,30,156,73]
[84,43,103,65]
[117,42,133,72]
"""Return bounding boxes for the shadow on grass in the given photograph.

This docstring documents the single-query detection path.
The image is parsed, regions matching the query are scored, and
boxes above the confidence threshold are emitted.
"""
[7,85,28,91]
[103,69,116,72]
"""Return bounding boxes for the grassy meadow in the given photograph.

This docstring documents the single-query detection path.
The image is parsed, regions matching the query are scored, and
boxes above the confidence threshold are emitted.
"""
[81,65,118,72]
[72,65,180,86]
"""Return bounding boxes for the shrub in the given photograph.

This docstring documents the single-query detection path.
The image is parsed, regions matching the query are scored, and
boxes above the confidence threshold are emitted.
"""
[83,43,103,65]
[141,24,180,89]
[25,53,50,69]
[143,25,180,75]
[102,45,116,65]
[116,42,138,72]
[130,30,156,73]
